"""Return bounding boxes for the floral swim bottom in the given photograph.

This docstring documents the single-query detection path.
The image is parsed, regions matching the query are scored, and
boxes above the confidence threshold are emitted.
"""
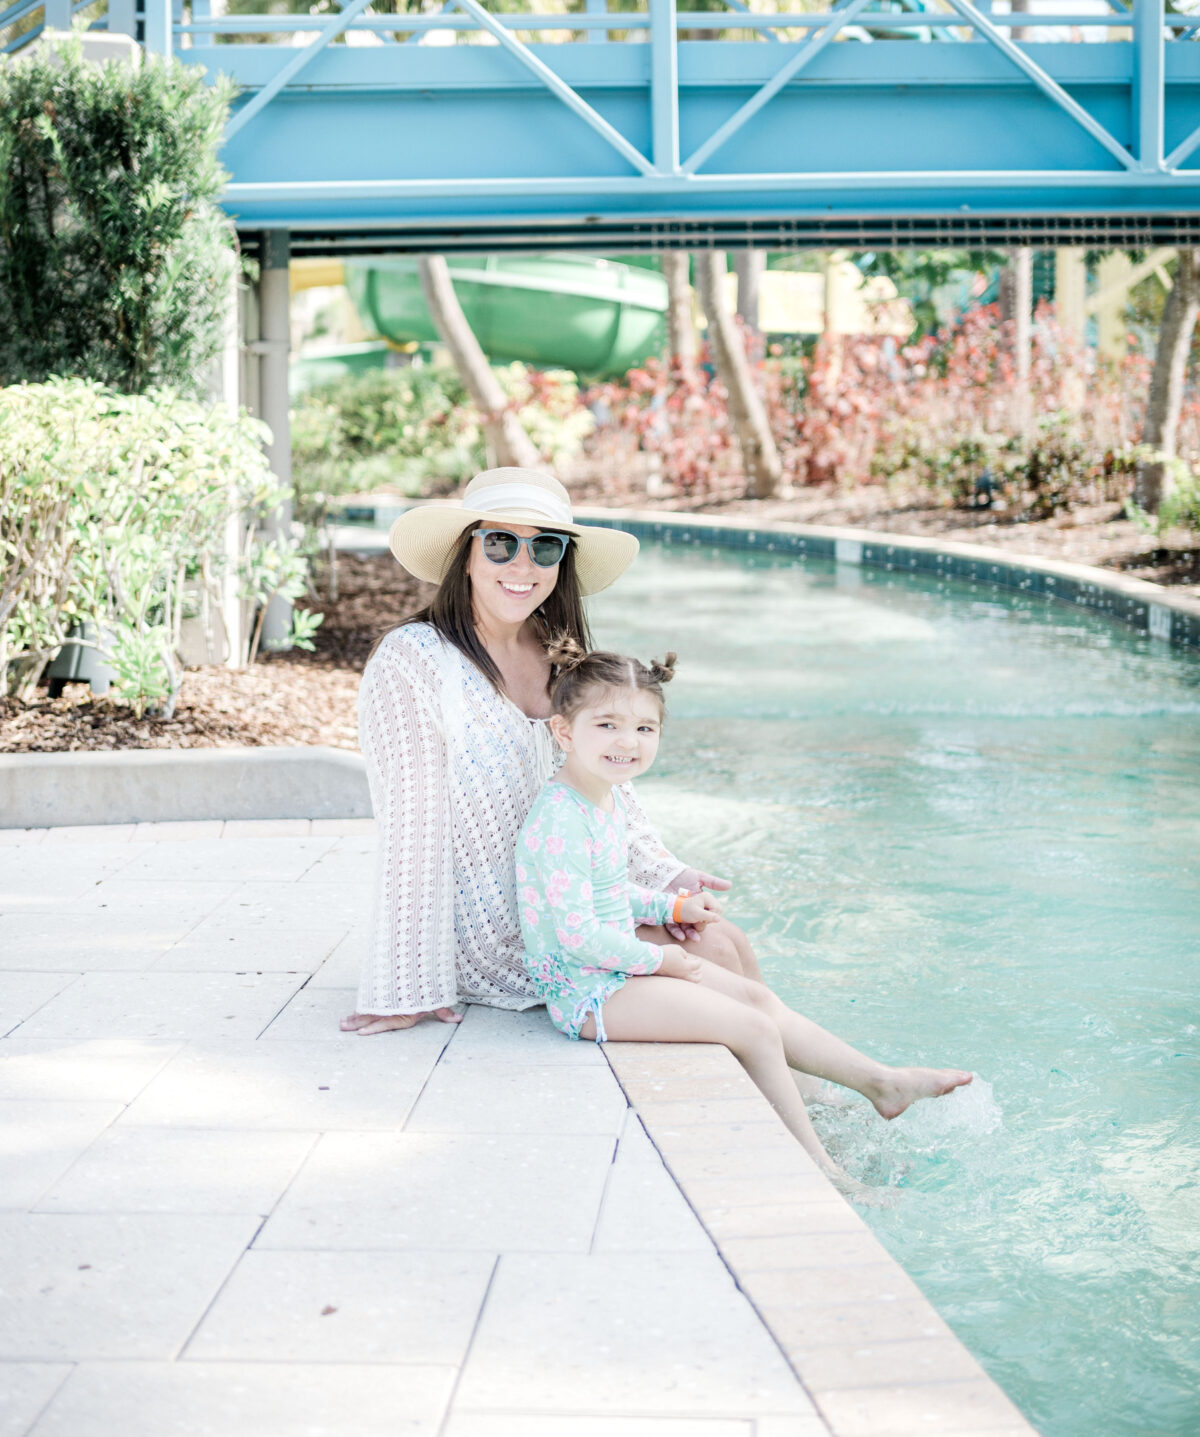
[529,954,628,1042]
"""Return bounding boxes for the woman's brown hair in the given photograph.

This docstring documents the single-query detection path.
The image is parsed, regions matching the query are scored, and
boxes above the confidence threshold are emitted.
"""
[545,634,676,720]
[375,521,592,690]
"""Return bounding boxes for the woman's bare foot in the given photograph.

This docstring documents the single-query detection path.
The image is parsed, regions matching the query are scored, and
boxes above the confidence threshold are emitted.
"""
[867,1066,974,1121]
[339,1008,462,1036]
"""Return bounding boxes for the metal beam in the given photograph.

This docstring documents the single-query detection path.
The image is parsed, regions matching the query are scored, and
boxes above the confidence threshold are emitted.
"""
[450,0,655,176]
[941,0,1139,171]
[223,168,1196,205]
[650,0,679,174]
[681,0,873,176]
[1134,0,1165,172]
[224,0,377,143]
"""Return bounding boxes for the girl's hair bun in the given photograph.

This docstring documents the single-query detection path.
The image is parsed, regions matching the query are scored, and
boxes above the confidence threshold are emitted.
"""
[648,652,677,685]
[545,632,588,670]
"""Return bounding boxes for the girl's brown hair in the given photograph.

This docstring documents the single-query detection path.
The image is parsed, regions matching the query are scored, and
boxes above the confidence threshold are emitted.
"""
[373,521,592,690]
[545,634,677,720]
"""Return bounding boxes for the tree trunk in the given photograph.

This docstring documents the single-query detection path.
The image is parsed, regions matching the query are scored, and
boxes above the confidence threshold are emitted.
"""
[661,251,697,375]
[998,247,1032,386]
[734,249,766,362]
[1010,0,1029,42]
[418,255,540,470]
[1139,249,1200,513]
[694,251,782,499]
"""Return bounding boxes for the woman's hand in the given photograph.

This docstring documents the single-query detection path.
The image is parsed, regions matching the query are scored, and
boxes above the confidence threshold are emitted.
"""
[666,868,732,940]
[340,1008,462,1036]
[657,945,704,983]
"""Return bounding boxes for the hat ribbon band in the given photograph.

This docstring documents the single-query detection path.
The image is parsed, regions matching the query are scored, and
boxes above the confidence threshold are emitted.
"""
[469,483,573,527]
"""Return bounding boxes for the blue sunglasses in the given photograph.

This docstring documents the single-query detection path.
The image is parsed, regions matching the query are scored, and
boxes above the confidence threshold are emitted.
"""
[473,528,571,569]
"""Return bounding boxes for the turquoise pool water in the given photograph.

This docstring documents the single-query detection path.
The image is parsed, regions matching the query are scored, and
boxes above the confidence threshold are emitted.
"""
[591,543,1200,1437]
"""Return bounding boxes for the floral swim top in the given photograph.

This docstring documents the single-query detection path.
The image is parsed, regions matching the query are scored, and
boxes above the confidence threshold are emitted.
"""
[517,780,675,1041]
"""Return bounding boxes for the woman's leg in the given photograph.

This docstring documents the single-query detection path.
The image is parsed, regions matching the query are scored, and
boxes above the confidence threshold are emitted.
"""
[582,975,838,1174]
[691,960,973,1119]
[636,916,763,982]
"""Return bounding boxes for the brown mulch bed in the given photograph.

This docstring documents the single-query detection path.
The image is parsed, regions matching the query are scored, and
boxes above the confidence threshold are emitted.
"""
[3,491,1196,755]
[0,555,433,754]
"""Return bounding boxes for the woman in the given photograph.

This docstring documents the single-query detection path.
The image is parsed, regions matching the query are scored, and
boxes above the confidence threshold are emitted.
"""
[340,468,971,1134]
[343,466,735,1032]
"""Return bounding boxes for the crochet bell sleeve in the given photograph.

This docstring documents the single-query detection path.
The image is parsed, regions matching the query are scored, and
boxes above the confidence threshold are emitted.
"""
[619,781,685,893]
[356,628,458,1015]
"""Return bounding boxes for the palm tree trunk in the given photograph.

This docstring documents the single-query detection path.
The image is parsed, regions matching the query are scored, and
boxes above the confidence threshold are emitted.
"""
[1139,249,1200,513]
[418,255,540,470]
[694,251,782,499]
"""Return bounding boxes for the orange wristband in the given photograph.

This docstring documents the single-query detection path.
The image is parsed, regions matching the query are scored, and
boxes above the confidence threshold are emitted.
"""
[671,890,689,925]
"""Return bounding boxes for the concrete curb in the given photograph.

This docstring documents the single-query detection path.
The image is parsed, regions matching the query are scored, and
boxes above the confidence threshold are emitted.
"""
[576,506,1200,648]
[0,746,370,830]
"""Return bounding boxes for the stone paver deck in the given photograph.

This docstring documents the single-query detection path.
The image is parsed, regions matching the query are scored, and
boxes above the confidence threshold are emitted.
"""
[0,820,1036,1437]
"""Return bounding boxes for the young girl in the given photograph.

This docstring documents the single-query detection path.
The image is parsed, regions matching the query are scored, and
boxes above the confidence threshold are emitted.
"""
[517,638,973,1188]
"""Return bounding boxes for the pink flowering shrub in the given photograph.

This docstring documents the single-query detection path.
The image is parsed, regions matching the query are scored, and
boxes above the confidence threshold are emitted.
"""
[585,303,1198,517]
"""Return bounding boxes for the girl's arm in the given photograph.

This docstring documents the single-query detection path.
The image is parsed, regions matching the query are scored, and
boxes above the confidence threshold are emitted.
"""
[523,806,664,977]
[357,632,459,1015]
[627,883,674,929]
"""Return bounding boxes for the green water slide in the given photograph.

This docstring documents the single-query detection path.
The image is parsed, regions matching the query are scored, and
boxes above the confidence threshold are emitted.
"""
[344,254,668,379]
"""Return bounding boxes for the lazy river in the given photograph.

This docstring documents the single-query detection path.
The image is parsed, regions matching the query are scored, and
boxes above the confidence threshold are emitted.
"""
[591,542,1200,1437]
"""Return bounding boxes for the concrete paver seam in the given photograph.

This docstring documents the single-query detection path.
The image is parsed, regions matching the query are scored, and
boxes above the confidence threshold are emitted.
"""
[586,1099,637,1256]
[174,1213,272,1364]
[2,975,85,1040]
[434,1254,502,1437]
[11,1362,75,1437]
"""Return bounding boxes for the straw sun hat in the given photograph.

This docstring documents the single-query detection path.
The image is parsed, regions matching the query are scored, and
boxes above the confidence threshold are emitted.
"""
[388,468,639,597]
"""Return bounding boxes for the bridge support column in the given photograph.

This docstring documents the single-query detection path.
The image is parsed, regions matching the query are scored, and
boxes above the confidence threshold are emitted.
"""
[256,229,294,652]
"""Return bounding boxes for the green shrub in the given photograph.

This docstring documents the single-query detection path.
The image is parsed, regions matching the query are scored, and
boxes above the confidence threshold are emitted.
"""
[0,35,234,395]
[0,377,312,714]
[290,361,595,521]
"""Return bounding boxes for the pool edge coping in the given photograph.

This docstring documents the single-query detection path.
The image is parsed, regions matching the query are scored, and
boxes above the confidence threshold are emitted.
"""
[576,504,1200,648]
[603,1040,1041,1436]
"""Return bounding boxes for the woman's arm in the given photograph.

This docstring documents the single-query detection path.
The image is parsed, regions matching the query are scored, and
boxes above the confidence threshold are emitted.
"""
[356,632,459,1016]
[619,781,686,892]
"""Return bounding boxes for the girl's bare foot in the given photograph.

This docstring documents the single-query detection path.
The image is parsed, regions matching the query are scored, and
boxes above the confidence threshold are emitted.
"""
[339,1008,462,1036]
[867,1066,973,1121]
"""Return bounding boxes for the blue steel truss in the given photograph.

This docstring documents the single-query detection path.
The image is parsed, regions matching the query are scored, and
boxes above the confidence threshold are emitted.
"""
[6,0,1200,249]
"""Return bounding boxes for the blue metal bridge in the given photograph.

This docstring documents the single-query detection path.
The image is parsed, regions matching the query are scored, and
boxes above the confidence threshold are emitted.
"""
[6,1,1200,251]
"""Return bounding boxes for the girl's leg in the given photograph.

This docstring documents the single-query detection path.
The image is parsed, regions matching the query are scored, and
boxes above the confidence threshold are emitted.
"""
[690,961,973,1120]
[582,975,838,1174]
[635,916,763,982]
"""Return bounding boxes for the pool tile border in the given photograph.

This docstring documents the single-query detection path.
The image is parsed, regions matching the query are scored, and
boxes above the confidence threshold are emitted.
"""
[604,1042,1040,1437]
[577,506,1200,650]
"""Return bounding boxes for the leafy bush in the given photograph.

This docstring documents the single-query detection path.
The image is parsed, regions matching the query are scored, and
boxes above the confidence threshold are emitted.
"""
[0,378,314,714]
[291,361,594,518]
[0,35,234,395]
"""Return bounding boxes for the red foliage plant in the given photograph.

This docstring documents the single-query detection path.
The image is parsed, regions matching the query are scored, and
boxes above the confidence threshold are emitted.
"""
[587,302,1198,508]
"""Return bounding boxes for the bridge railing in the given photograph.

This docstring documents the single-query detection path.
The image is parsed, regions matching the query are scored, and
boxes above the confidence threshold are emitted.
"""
[166,3,1186,47]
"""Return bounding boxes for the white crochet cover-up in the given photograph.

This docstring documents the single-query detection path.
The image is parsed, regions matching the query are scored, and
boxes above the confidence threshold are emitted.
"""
[356,622,683,1016]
